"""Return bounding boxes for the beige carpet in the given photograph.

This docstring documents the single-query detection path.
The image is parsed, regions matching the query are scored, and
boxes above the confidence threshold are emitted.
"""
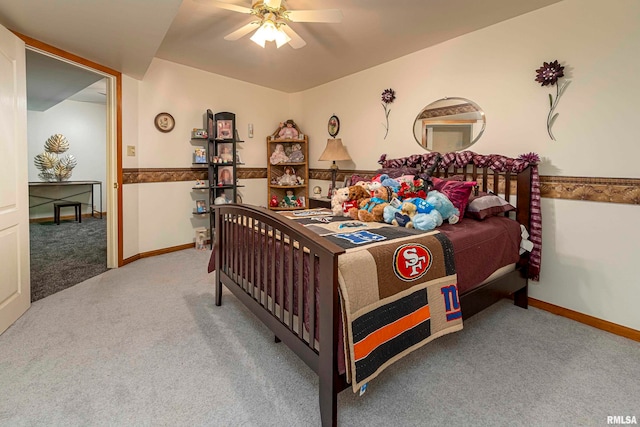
[1,248,638,426]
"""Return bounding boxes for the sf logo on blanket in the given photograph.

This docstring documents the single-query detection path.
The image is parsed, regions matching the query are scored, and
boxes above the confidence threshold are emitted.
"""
[393,243,432,282]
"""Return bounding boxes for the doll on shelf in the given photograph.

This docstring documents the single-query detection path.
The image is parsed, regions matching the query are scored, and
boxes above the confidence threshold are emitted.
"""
[277,166,298,186]
[278,119,299,140]
[270,143,289,165]
[280,190,297,207]
[288,143,304,162]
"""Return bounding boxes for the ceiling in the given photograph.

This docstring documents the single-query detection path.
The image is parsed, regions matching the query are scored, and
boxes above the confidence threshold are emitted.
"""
[0,0,563,108]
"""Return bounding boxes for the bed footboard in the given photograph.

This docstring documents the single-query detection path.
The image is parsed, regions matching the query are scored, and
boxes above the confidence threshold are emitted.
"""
[212,204,346,426]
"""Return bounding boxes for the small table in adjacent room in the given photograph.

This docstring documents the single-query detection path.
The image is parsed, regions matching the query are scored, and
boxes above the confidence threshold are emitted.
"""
[28,181,103,219]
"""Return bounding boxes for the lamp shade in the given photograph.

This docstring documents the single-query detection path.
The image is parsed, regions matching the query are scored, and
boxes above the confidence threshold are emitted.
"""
[318,138,351,162]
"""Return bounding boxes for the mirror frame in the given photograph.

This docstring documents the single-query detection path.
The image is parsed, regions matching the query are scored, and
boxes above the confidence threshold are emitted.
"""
[413,97,486,152]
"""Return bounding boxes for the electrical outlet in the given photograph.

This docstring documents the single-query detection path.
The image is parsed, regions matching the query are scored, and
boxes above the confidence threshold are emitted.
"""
[248,123,254,138]
[127,145,136,156]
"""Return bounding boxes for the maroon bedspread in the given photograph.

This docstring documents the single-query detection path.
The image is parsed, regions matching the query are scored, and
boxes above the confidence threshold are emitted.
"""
[207,215,522,294]
[439,215,522,294]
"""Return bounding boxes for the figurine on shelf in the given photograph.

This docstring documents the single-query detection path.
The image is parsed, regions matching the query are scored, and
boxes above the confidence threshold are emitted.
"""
[280,190,297,207]
[194,179,206,188]
[278,119,299,140]
[270,195,279,207]
[214,195,230,205]
[288,143,304,162]
[277,166,298,186]
[270,143,289,165]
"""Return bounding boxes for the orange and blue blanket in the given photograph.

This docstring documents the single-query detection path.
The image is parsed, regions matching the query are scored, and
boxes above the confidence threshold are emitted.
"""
[281,211,463,392]
[333,228,462,392]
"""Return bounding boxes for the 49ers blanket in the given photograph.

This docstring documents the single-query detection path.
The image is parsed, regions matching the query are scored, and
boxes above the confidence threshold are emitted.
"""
[279,211,463,392]
[334,229,462,392]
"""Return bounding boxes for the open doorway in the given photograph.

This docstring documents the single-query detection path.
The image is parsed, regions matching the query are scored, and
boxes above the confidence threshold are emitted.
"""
[23,43,121,301]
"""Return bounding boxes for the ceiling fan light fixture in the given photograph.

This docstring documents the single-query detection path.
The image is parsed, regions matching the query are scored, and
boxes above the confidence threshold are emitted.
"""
[251,18,291,48]
[250,20,275,47]
[275,27,291,48]
[250,30,267,47]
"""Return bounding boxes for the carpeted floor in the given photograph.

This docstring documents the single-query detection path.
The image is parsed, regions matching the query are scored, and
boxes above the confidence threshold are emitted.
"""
[29,216,107,302]
[1,249,638,426]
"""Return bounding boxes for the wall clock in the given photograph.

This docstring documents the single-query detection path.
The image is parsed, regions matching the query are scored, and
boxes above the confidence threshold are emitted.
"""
[154,112,175,133]
[328,115,340,138]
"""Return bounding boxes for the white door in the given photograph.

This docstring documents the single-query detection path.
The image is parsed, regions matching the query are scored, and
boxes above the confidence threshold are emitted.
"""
[0,24,30,335]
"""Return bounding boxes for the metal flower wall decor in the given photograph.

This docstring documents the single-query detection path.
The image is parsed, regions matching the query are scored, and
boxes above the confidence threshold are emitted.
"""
[34,134,77,181]
[535,60,570,140]
[380,88,396,139]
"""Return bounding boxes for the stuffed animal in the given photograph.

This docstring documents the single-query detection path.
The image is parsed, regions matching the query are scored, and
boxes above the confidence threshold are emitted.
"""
[412,210,443,231]
[391,202,418,228]
[331,187,350,216]
[356,186,395,222]
[383,203,400,224]
[346,185,371,218]
[426,190,460,224]
[391,200,444,231]
[378,174,400,192]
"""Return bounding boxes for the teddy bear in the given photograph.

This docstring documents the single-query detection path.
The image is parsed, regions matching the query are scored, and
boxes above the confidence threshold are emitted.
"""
[386,197,444,231]
[391,201,417,227]
[354,186,395,222]
[377,174,400,193]
[344,185,371,218]
[426,190,460,224]
[331,187,350,216]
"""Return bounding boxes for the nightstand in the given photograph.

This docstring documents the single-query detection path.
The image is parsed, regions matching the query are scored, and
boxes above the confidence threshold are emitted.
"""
[309,197,331,209]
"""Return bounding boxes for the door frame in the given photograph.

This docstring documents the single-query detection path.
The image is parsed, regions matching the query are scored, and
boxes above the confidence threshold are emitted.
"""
[14,32,123,267]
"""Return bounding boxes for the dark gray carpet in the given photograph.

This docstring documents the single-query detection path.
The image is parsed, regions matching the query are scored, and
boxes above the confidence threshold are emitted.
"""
[29,216,107,302]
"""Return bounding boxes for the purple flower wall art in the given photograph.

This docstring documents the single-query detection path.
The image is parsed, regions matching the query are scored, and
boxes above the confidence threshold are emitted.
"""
[380,88,396,139]
[535,60,570,140]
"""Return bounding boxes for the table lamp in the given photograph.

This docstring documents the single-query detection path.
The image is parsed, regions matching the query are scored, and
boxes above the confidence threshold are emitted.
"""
[318,138,352,197]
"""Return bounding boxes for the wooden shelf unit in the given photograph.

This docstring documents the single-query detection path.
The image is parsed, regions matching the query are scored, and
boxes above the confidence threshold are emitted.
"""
[267,127,309,210]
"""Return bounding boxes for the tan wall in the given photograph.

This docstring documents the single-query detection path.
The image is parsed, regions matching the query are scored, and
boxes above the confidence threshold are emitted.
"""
[120,0,640,330]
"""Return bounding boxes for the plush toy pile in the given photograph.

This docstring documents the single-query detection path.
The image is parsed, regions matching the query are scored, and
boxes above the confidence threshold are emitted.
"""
[330,173,462,231]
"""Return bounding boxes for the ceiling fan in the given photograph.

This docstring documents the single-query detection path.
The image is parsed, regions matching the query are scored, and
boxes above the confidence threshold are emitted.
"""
[201,0,343,49]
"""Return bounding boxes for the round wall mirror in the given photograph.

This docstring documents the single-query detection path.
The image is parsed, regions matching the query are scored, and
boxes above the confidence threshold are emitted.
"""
[413,97,486,152]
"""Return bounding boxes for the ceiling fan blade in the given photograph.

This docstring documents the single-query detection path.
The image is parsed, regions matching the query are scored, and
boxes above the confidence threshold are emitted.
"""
[197,0,253,14]
[286,9,343,23]
[280,24,306,49]
[224,21,260,41]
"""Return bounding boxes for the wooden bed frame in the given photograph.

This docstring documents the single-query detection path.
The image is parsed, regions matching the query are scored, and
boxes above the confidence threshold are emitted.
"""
[212,163,532,427]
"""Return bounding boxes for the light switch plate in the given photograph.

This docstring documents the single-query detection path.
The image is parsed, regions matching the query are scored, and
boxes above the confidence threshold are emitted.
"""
[127,145,136,156]
[248,123,254,138]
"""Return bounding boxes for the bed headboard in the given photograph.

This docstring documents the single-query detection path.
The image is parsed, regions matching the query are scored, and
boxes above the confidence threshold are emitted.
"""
[376,151,541,280]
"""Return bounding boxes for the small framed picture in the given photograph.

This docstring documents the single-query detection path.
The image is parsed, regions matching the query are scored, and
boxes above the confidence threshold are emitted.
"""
[217,120,233,139]
[194,147,206,164]
[218,166,233,185]
[195,199,207,213]
[328,115,340,137]
[217,143,233,162]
